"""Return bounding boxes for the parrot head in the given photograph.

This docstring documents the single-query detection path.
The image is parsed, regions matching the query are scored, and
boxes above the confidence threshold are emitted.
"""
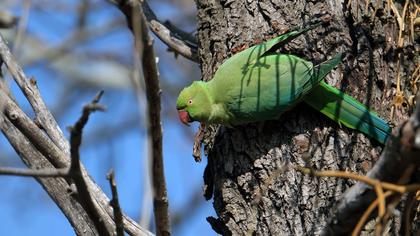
[176,81,212,125]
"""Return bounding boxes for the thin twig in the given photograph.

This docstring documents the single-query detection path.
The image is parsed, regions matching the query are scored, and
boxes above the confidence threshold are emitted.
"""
[128,15,153,228]
[12,0,31,54]
[299,164,420,235]
[0,166,68,177]
[0,34,69,153]
[352,191,394,236]
[1,35,152,236]
[0,88,67,168]
[322,96,420,235]
[69,91,111,236]
[142,1,198,62]
[376,194,401,235]
[374,184,386,218]
[109,0,198,62]
[138,10,171,236]
[107,170,124,236]
[295,166,420,194]
[114,1,171,235]
[24,19,123,67]
[390,0,410,119]
[0,113,100,235]
[1,33,153,236]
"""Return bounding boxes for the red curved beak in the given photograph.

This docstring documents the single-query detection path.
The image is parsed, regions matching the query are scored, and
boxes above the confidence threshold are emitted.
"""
[178,110,191,126]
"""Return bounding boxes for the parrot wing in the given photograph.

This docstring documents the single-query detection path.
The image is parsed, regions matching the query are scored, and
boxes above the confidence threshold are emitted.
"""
[259,22,323,58]
[212,54,314,124]
[215,23,323,77]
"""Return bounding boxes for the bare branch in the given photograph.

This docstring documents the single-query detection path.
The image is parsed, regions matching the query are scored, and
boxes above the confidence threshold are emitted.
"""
[112,0,171,234]
[0,113,99,235]
[0,34,70,153]
[136,6,171,236]
[322,97,420,235]
[1,79,152,236]
[295,166,420,193]
[0,88,67,168]
[1,34,153,236]
[69,91,112,236]
[0,166,68,177]
[107,170,124,236]
[109,0,198,62]
[142,1,198,62]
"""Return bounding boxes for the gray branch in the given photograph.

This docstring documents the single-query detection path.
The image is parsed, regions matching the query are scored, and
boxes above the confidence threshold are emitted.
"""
[0,166,68,177]
[109,0,198,62]
[142,1,198,62]
[0,35,69,153]
[0,33,153,236]
[111,0,171,234]
[107,170,125,236]
[0,113,99,235]
[69,91,112,236]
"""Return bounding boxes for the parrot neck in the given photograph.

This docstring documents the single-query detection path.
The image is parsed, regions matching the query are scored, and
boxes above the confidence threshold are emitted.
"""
[205,80,232,125]
[208,103,232,125]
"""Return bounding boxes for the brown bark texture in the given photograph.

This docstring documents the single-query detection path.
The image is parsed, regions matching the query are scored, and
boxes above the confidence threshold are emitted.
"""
[195,0,418,235]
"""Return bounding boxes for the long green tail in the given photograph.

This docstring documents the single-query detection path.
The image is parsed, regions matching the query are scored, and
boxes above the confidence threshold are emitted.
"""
[304,81,391,144]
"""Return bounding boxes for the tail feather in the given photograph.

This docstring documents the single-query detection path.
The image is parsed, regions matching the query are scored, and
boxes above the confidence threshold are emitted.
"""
[304,81,391,144]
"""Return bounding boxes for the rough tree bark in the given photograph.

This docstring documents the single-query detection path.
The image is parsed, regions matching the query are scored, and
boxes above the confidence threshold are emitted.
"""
[195,0,417,235]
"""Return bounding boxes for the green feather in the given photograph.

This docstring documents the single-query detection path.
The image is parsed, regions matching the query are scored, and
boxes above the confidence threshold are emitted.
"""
[215,22,323,75]
[207,54,316,124]
[304,81,390,144]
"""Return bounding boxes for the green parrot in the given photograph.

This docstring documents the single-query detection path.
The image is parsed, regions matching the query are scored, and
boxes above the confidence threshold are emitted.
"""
[176,24,391,144]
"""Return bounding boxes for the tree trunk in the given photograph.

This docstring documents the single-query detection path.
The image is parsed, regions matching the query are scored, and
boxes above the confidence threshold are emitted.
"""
[195,0,417,235]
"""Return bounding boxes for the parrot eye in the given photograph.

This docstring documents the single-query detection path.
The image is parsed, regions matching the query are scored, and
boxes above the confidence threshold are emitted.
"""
[188,99,193,105]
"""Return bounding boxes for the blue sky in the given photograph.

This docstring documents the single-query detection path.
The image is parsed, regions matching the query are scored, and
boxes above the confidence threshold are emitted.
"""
[0,0,217,235]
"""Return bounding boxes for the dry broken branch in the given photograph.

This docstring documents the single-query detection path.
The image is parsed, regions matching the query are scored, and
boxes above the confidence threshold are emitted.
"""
[321,97,420,235]
[141,1,198,62]
[109,0,198,62]
[0,35,69,153]
[0,33,154,236]
[0,110,99,235]
[69,91,111,236]
[107,170,125,236]
[0,166,68,177]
